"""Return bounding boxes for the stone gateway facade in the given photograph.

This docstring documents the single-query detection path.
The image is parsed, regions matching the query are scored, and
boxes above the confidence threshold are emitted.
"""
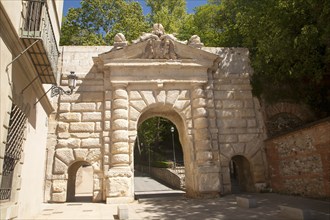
[45,28,268,203]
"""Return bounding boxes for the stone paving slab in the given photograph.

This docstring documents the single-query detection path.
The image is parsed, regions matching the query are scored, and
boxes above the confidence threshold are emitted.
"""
[32,193,330,220]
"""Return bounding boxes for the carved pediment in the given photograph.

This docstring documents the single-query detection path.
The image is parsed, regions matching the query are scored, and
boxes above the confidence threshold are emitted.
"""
[93,24,221,83]
[142,37,178,59]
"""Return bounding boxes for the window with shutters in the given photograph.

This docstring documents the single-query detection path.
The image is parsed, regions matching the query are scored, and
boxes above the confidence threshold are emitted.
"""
[0,104,27,200]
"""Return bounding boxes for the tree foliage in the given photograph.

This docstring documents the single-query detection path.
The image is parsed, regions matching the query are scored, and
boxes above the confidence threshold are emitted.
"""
[193,0,330,116]
[60,0,149,45]
[145,0,188,36]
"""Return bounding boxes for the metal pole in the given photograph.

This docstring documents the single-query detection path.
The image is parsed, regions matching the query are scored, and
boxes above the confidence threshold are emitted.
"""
[171,127,176,169]
[148,145,151,175]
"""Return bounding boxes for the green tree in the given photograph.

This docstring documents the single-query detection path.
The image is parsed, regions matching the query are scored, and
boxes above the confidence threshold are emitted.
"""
[192,0,330,116]
[60,0,149,45]
[145,0,188,36]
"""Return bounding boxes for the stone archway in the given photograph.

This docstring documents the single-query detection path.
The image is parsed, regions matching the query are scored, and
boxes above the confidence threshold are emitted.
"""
[67,161,93,202]
[105,82,221,203]
[50,149,103,203]
[134,105,190,192]
[230,155,255,193]
[47,25,269,203]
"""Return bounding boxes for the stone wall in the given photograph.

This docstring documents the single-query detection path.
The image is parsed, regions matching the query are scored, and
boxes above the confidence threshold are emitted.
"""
[45,43,268,203]
[137,165,183,190]
[204,47,267,193]
[265,118,330,198]
[45,46,112,203]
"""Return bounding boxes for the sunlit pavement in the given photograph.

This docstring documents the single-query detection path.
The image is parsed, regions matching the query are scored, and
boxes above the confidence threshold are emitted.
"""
[33,172,330,219]
[32,193,330,220]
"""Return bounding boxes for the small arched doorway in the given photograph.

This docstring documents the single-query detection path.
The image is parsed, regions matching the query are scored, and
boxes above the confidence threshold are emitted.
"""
[230,155,254,193]
[67,161,93,202]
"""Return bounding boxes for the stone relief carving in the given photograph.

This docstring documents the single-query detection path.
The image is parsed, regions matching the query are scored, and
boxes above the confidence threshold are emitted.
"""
[113,33,128,49]
[188,35,204,49]
[133,23,181,59]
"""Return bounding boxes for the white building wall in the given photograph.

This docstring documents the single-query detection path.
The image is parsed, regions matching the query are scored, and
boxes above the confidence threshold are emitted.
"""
[18,103,49,218]
[1,0,64,218]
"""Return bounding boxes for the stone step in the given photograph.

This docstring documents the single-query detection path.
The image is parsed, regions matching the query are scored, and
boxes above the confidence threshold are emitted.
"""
[135,190,185,200]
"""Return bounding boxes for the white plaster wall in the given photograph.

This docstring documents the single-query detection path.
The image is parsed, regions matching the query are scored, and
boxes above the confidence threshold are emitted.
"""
[17,103,49,218]
[0,39,13,161]
[1,1,23,35]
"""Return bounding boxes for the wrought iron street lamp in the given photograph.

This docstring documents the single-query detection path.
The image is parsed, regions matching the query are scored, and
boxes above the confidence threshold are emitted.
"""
[171,126,176,169]
[51,71,77,97]
[34,71,77,105]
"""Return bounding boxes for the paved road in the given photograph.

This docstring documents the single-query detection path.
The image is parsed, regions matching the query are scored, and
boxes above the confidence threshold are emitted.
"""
[33,193,330,220]
[32,173,330,219]
[134,171,185,199]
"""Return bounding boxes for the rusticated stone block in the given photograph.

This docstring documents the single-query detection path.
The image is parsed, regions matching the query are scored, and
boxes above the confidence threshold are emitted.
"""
[222,100,243,109]
[83,92,104,101]
[55,149,75,165]
[111,154,130,165]
[81,138,102,148]
[199,172,220,192]
[173,100,190,111]
[141,90,156,105]
[194,128,209,141]
[112,119,128,130]
[177,90,190,100]
[58,132,70,139]
[74,148,88,160]
[196,151,212,162]
[194,118,208,129]
[112,142,129,154]
[191,87,204,99]
[113,99,128,110]
[222,119,247,128]
[129,91,142,100]
[192,98,206,108]
[219,144,235,158]
[70,122,95,132]
[58,112,81,122]
[57,123,69,133]
[53,158,67,174]
[52,192,66,203]
[71,103,96,112]
[130,100,146,112]
[112,130,129,142]
[60,93,81,102]
[82,112,102,121]
[52,180,67,193]
[93,178,102,191]
[238,134,258,142]
[57,138,81,148]
[166,90,180,105]
[113,89,128,99]
[219,134,238,143]
[156,90,166,103]
[58,103,70,112]
[193,107,208,118]
[112,109,128,120]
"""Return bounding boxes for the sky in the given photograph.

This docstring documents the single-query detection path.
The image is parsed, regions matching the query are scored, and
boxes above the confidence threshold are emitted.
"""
[63,0,208,16]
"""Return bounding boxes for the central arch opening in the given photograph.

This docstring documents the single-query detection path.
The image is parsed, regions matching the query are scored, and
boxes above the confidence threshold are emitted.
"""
[133,106,189,199]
